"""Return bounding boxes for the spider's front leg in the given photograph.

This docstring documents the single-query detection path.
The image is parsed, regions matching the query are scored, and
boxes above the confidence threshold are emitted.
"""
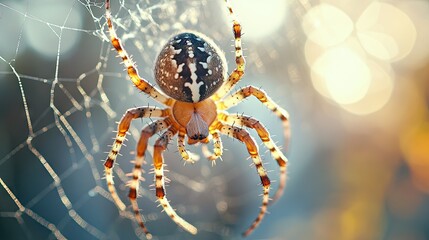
[105,0,173,106]
[104,107,168,211]
[219,112,288,203]
[212,0,245,101]
[217,123,270,237]
[153,128,198,235]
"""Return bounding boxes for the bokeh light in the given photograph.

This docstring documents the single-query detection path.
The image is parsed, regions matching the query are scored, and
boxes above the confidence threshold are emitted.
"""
[303,1,420,115]
[312,43,371,105]
[401,122,429,192]
[226,0,287,40]
[356,2,416,62]
[20,0,83,58]
[302,3,353,48]
[339,60,393,115]
[396,1,429,69]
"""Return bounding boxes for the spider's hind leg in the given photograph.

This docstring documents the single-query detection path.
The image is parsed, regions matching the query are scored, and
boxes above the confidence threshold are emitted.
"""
[219,112,288,204]
[153,128,198,235]
[217,86,290,204]
[104,107,167,211]
[127,118,171,239]
[217,123,270,237]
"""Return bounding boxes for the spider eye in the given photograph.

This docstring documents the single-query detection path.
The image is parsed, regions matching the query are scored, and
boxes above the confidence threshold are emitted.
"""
[155,32,227,103]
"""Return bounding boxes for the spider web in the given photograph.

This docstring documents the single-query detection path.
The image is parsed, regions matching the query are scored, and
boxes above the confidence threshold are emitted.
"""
[0,0,305,239]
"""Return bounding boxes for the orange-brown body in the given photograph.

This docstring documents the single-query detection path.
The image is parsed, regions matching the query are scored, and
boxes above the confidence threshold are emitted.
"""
[172,98,217,144]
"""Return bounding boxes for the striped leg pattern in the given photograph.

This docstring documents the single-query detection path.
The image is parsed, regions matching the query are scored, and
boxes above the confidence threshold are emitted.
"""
[177,129,199,164]
[218,85,291,148]
[105,0,173,106]
[212,0,246,101]
[202,131,223,165]
[104,107,167,211]
[217,123,270,237]
[218,112,288,204]
[153,129,198,235]
[128,119,170,239]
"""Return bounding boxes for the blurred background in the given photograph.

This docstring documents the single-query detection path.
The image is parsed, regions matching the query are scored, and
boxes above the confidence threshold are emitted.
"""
[0,0,428,239]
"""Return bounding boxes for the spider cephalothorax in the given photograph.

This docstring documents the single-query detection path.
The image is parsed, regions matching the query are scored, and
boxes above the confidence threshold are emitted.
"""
[172,99,217,143]
[104,0,291,239]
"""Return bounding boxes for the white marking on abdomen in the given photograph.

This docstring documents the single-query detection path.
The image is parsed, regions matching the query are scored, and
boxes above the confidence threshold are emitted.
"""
[184,62,204,102]
[199,62,208,69]
[174,63,185,80]
[177,63,184,73]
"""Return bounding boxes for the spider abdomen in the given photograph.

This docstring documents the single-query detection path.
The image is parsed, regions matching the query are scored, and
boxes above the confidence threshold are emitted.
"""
[155,32,227,103]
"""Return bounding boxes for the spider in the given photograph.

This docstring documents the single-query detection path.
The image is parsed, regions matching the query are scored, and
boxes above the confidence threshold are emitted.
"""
[104,0,290,238]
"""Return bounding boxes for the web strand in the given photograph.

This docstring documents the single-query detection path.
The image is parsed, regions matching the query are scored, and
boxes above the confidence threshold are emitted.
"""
[0,0,273,239]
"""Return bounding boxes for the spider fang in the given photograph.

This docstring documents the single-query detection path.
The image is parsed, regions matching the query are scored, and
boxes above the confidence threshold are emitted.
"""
[186,111,209,140]
[172,98,217,145]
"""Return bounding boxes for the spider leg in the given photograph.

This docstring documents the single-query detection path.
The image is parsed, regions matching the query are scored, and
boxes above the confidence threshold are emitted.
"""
[212,0,245,101]
[217,123,270,237]
[105,0,173,106]
[128,119,170,239]
[218,112,288,204]
[104,107,167,211]
[218,85,291,147]
[202,131,223,165]
[153,128,198,235]
[177,129,199,164]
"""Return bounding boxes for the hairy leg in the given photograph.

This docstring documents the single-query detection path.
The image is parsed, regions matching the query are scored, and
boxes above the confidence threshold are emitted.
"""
[217,123,270,236]
[128,119,170,239]
[219,112,288,204]
[177,129,199,164]
[202,131,223,165]
[218,85,291,148]
[105,0,173,106]
[212,0,245,101]
[104,107,167,211]
[153,128,198,235]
